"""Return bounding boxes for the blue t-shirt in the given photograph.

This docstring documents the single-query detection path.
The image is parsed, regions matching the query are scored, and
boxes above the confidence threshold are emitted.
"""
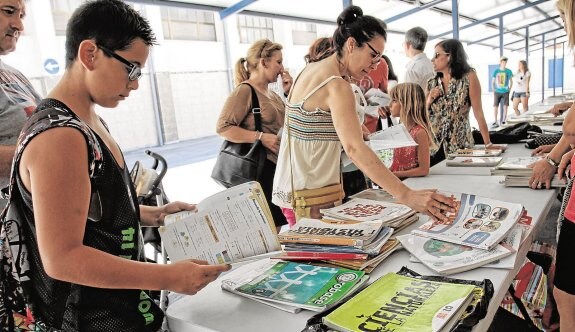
[492,68,513,93]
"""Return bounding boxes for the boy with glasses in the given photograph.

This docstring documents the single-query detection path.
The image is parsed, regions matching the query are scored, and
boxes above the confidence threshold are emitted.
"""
[4,1,230,330]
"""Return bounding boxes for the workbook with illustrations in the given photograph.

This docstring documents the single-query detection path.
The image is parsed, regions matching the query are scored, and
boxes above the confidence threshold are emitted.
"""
[398,226,522,275]
[446,157,502,167]
[323,272,475,332]
[320,198,413,224]
[159,181,280,264]
[221,259,368,312]
[447,149,502,158]
[411,192,524,250]
[277,218,385,247]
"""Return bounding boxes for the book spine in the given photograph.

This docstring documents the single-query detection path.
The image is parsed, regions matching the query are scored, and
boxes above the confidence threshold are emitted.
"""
[278,235,364,247]
[282,251,368,260]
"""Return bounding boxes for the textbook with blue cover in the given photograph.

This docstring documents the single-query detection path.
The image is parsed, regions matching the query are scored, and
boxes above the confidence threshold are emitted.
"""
[221,259,368,312]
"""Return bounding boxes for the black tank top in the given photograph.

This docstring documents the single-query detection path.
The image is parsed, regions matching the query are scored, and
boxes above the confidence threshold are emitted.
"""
[14,99,163,331]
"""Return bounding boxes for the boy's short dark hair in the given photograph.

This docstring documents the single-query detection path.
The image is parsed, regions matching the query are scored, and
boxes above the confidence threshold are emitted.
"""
[65,0,156,68]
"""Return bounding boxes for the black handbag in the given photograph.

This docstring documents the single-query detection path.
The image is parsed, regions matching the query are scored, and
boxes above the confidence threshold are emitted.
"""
[211,83,267,188]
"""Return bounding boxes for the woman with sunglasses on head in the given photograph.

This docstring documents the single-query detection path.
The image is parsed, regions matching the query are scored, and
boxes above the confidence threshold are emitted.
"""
[426,39,495,166]
[216,39,292,230]
[5,1,231,330]
[272,6,455,226]
[512,60,531,115]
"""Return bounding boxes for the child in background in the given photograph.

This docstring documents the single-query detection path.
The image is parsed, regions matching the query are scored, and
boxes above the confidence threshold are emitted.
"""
[388,83,435,178]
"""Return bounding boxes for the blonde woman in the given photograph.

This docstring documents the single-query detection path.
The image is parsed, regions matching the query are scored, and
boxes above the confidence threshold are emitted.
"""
[216,39,292,229]
[388,83,435,178]
[272,6,455,224]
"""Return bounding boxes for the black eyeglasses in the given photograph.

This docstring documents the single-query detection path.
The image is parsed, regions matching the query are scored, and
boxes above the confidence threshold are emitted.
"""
[98,45,142,81]
[365,42,382,64]
[433,52,449,59]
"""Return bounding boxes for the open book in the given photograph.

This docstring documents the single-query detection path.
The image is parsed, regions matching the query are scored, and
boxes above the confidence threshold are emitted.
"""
[411,192,524,250]
[159,181,281,264]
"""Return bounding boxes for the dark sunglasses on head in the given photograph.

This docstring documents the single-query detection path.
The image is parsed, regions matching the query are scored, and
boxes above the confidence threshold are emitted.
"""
[98,45,142,81]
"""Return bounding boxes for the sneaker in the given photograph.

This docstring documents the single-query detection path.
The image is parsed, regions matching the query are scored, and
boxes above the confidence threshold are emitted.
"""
[491,122,499,127]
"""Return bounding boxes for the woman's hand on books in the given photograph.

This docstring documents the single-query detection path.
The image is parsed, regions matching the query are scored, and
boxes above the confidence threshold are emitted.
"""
[528,159,555,190]
[531,144,555,156]
[168,259,231,295]
[398,189,456,222]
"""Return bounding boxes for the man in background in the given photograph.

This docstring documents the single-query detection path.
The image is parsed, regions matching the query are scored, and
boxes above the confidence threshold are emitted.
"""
[403,26,434,91]
[0,0,42,209]
[492,56,513,127]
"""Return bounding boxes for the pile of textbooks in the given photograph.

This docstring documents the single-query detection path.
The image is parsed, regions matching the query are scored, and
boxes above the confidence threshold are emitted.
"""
[491,156,567,188]
[396,191,525,275]
[220,258,369,313]
[277,218,400,272]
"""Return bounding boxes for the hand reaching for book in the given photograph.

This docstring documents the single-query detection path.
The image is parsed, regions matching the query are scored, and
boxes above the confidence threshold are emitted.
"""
[398,189,456,222]
[168,259,231,295]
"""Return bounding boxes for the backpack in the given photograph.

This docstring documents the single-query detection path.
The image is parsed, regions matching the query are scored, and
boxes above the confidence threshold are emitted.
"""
[0,99,103,331]
[472,122,542,144]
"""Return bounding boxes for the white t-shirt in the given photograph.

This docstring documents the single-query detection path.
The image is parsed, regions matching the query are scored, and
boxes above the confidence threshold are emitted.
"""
[513,71,531,93]
[404,53,435,91]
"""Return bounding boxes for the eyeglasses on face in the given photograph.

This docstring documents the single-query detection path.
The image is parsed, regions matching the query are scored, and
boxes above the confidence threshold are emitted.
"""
[98,45,142,81]
[433,52,449,59]
[365,42,382,64]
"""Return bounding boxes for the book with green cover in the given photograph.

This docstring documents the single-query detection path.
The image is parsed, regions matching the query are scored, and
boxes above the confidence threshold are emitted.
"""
[323,272,475,332]
[223,259,368,312]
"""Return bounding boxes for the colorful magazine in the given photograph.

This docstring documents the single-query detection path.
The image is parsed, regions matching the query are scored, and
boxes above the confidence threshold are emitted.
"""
[411,192,524,250]
[222,259,368,312]
[323,272,475,332]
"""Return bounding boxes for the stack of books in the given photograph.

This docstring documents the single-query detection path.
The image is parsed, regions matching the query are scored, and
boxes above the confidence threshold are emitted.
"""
[446,157,503,167]
[322,272,477,332]
[447,148,503,159]
[397,191,525,275]
[491,157,567,188]
[277,218,400,273]
[221,258,369,313]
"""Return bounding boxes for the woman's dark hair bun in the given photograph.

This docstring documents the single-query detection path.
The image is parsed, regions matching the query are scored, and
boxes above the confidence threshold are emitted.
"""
[337,5,363,26]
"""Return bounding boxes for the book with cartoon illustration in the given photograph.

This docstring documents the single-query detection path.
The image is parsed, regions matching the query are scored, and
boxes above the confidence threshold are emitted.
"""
[323,272,475,332]
[398,226,522,275]
[221,259,368,312]
[411,192,524,250]
[159,181,281,264]
[320,198,414,225]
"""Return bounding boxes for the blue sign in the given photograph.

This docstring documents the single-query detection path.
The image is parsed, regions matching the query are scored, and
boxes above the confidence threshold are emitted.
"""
[43,58,59,75]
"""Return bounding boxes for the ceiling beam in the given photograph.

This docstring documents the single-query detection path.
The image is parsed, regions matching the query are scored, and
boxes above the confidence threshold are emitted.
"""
[384,0,447,23]
[467,15,560,46]
[432,0,547,39]
[219,0,258,20]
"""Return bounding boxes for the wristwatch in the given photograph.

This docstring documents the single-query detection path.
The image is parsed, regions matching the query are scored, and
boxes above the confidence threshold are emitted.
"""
[546,156,559,168]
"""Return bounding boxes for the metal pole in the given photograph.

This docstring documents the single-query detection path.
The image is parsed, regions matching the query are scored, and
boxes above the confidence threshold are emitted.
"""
[499,17,504,57]
[525,27,529,64]
[553,38,557,96]
[542,34,545,101]
[222,19,234,93]
[452,0,459,39]
[562,42,565,95]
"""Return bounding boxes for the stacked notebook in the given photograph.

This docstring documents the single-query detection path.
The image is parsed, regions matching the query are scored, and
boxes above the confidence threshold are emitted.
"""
[491,157,567,188]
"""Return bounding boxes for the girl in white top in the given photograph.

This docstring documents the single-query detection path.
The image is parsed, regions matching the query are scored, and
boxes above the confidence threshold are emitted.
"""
[512,60,531,115]
[271,5,455,223]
